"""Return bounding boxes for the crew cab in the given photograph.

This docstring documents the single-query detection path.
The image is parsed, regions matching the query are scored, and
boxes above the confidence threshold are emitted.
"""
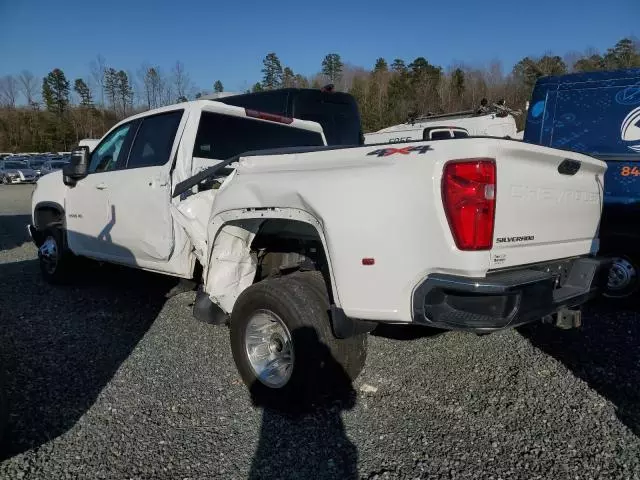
[29,93,610,402]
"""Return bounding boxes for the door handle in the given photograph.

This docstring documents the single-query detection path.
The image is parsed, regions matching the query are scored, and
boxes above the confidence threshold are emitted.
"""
[96,183,107,190]
[149,178,168,188]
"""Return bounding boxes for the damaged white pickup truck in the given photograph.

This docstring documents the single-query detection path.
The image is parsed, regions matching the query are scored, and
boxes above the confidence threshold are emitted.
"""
[30,92,611,402]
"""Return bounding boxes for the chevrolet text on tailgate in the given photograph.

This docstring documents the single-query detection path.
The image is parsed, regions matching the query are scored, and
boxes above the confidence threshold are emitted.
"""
[29,90,610,403]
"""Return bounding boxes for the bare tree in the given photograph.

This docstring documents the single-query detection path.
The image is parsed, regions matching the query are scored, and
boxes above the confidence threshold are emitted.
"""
[90,54,107,106]
[18,70,38,105]
[0,75,19,108]
[172,61,193,102]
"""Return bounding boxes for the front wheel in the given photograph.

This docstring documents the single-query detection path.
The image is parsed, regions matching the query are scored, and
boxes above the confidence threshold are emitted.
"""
[229,271,367,407]
[38,228,76,284]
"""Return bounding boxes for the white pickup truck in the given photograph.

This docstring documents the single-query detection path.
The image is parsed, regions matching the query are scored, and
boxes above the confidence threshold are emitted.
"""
[29,91,610,402]
[364,101,521,145]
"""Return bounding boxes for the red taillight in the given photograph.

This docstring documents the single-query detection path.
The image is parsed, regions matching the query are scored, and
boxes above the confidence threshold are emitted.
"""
[442,159,496,251]
[245,109,294,124]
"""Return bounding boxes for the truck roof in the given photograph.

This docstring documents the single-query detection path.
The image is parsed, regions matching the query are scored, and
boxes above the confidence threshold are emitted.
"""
[105,100,325,139]
[535,67,640,85]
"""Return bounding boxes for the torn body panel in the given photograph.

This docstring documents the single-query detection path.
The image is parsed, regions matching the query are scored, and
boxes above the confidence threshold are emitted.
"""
[202,208,332,314]
[205,220,261,314]
[171,190,216,265]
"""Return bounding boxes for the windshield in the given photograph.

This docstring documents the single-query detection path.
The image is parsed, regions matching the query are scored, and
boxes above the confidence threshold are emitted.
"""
[50,161,68,168]
[4,162,28,169]
[29,160,45,168]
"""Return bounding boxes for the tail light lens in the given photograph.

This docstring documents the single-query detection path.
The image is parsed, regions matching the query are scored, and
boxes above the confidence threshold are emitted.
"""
[442,159,496,251]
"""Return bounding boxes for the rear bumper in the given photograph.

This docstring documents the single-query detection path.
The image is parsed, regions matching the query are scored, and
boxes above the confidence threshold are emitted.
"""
[412,257,611,332]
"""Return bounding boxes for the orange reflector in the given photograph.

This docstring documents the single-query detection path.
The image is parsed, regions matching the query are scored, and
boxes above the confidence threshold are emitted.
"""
[362,258,375,266]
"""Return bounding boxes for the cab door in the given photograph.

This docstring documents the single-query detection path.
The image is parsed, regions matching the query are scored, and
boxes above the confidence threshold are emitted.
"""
[65,121,137,260]
[104,109,186,272]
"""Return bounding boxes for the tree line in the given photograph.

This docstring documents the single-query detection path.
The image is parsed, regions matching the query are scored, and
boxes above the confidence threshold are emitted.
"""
[0,38,638,152]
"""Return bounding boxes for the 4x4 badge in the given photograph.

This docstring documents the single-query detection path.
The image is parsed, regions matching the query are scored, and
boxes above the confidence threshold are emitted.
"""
[367,145,433,157]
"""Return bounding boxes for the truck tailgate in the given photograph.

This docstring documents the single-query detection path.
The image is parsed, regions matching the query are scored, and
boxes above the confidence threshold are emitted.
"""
[490,143,606,269]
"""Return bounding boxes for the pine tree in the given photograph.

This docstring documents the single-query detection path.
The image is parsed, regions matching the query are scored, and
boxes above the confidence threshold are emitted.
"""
[373,58,388,73]
[261,53,283,90]
[116,70,133,117]
[104,68,118,112]
[282,67,295,88]
[41,69,70,115]
[604,38,640,69]
[321,53,343,83]
[391,59,407,74]
[294,74,309,88]
[452,68,465,98]
[252,82,264,93]
[74,79,93,108]
[213,80,224,93]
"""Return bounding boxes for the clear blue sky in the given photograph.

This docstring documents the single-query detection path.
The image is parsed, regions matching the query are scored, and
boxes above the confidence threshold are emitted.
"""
[1,0,638,97]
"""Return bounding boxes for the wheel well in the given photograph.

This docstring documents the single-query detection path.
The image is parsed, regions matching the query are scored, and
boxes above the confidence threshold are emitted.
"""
[250,219,334,302]
[34,204,64,230]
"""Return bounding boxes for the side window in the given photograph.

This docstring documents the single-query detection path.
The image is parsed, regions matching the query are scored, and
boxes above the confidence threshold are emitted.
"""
[430,129,453,140]
[127,110,183,169]
[88,123,133,174]
[193,112,324,160]
[452,129,469,138]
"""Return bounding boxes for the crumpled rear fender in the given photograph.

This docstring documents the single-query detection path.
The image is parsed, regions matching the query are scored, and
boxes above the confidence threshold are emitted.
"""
[203,208,336,314]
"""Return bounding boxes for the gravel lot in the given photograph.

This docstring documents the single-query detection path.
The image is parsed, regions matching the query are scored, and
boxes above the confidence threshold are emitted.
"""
[0,183,639,479]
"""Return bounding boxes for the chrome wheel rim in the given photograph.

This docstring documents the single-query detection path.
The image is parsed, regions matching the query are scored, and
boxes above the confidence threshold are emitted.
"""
[244,309,294,388]
[39,236,58,275]
[606,257,637,293]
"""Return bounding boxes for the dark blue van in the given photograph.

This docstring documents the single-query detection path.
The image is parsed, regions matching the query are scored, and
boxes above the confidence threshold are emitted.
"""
[524,68,640,300]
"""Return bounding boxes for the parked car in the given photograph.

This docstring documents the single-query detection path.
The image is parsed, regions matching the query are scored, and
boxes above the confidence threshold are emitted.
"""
[40,159,69,176]
[26,157,48,177]
[0,159,38,184]
[30,92,609,403]
[523,67,640,300]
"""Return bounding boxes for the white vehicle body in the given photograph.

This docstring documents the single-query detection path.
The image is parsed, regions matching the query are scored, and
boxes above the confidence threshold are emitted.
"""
[31,98,606,322]
[364,111,518,145]
[78,138,100,152]
[29,96,611,396]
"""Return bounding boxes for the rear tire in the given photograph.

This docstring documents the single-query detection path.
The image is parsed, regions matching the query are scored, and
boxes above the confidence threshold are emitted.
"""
[229,271,367,407]
[600,253,640,303]
[38,227,76,284]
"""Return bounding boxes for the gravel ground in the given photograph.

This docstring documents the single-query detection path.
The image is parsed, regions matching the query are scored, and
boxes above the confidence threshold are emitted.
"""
[0,183,639,479]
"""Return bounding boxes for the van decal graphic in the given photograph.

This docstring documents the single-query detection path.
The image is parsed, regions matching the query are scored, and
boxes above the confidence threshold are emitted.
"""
[621,106,640,153]
[615,82,640,106]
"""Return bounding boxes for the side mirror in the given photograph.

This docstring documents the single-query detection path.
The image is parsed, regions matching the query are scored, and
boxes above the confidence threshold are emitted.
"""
[62,146,90,186]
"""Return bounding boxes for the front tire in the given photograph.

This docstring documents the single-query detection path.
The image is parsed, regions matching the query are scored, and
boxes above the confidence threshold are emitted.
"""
[229,271,367,407]
[38,228,75,284]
